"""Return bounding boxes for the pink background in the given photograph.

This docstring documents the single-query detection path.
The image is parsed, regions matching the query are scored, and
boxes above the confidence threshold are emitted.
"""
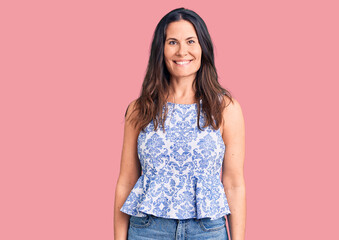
[1,0,338,239]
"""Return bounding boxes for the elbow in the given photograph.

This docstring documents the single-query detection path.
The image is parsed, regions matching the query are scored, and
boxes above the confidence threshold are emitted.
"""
[222,175,246,190]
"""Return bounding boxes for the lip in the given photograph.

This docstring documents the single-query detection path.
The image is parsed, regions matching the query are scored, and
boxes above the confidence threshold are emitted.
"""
[173,59,193,62]
[173,60,193,65]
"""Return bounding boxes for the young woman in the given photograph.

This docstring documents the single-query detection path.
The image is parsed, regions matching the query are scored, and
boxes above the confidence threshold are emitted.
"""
[114,7,246,240]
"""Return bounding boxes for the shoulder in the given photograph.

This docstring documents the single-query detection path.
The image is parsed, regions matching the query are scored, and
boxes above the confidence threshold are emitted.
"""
[123,99,141,139]
[124,99,142,132]
[221,95,243,117]
[125,99,139,119]
[220,95,245,143]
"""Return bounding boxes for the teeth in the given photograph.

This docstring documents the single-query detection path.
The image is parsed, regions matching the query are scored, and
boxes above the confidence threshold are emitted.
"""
[175,61,191,65]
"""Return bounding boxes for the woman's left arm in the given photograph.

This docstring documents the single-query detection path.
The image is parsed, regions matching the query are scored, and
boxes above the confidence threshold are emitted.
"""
[221,97,246,240]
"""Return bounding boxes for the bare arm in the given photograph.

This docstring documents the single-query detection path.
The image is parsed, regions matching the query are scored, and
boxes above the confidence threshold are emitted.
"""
[221,97,246,240]
[114,100,141,240]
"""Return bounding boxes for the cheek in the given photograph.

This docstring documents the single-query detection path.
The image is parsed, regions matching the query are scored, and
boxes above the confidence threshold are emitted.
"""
[164,50,173,65]
[194,50,202,63]
[192,48,202,60]
[164,58,174,72]
[164,46,174,58]
[164,56,172,66]
[194,53,202,69]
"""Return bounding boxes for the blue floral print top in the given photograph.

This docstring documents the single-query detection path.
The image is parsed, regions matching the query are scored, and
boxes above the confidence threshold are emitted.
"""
[120,99,231,220]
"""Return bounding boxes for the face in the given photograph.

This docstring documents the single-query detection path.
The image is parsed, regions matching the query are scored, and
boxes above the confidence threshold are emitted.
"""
[164,20,202,81]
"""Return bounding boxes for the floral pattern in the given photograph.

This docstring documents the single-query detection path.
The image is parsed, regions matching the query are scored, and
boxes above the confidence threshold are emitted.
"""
[120,100,231,220]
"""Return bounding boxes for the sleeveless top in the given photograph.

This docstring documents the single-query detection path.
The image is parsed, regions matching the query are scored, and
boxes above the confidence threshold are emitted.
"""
[120,99,231,220]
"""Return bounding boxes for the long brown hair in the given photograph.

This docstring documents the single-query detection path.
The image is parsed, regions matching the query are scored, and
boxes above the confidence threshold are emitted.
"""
[126,7,233,132]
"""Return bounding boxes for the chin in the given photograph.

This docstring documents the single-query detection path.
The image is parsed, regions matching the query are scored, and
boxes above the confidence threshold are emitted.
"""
[172,73,197,79]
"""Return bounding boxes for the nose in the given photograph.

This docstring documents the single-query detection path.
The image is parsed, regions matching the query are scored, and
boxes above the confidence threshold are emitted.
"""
[176,43,188,56]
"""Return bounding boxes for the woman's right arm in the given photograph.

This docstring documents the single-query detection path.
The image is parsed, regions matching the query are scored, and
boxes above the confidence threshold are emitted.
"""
[114,100,141,240]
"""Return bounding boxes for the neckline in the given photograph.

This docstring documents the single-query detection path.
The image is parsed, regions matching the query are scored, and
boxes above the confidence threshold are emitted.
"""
[166,99,202,106]
[166,101,197,106]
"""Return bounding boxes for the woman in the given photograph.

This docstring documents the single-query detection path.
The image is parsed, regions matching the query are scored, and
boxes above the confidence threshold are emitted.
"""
[114,7,246,240]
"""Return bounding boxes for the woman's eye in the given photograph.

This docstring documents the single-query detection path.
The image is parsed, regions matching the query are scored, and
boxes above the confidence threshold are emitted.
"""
[168,40,195,45]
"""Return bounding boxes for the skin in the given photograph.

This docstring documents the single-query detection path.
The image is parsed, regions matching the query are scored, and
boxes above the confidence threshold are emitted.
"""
[220,97,246,240]
[114,19,246,240]
[163,19,202,102]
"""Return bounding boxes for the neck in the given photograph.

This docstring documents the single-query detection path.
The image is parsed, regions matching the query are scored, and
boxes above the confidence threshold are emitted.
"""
[167,76,197,104]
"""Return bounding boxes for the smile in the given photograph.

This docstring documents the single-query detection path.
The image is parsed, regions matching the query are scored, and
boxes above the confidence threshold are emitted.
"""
[173,60,193,65]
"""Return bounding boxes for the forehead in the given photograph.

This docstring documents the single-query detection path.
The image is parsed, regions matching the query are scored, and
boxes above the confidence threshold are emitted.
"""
[165,20,197,39]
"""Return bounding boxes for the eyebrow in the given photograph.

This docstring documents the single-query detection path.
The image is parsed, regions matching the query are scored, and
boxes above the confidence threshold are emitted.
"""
[166,36,197,41]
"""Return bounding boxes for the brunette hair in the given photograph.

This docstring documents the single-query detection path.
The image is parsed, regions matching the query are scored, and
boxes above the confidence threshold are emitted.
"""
[126,7,233,132]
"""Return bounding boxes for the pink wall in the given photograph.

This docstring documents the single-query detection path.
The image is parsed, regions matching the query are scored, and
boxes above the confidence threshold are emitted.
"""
[1,0,338,239]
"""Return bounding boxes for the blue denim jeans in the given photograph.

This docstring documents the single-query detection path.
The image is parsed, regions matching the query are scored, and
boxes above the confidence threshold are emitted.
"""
[127,214,228,240]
